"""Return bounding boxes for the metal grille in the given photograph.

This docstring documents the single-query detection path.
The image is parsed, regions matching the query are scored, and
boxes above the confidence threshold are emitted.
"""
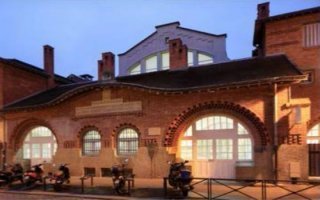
[83,130,101,156]
[118,128,139,155]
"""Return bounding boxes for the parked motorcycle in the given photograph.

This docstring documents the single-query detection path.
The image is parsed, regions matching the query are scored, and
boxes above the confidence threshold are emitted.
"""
[111,159,129,195]
[168,160,193,197]
[23,163,44,187]
[0,163,24,185]
[49,163,70,191]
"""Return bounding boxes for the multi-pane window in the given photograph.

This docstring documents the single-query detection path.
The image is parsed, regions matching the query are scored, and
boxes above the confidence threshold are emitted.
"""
[83,130,101,156]
[197,140,213,160]
[238,138,252,160]
[22,126,57,161]
[196,116,233,131]
[145,55,158,72]
[198,53,213,65]
[118,128,139,155]
[180,140,192,160]
[303,23,320,47]
[129,63,141,75]
[216,139,233,160]
[307,124,320,144]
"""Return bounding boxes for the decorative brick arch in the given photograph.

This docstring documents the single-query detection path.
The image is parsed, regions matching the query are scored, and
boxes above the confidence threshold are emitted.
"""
[164,101,269,147]
[77,125,102,148]
[10,118,57,151]
[307,116,320,131]
[112,123,141,148]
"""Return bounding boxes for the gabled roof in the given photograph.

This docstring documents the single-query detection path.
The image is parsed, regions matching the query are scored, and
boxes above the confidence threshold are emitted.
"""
[118,21,227,56]
[3,55,305,111]
[0,57,73,84]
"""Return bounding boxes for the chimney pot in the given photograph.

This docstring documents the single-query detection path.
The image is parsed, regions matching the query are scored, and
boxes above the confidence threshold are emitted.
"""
[257,2,270,20]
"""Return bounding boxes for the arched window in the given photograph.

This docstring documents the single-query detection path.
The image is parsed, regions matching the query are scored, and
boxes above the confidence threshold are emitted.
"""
[22,126,57,164]
[83,130,101,156]
[117,128,139,155]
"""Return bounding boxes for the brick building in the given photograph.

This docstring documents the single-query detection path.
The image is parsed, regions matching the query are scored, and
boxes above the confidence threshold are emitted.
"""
[0,3,319,180]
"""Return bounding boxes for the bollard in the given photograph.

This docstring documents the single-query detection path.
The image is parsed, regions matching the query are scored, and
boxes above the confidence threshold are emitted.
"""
[163,177,167,197]
[81,177,84,193]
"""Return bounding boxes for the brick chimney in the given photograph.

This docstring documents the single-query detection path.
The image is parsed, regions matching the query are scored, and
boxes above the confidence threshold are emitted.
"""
[169,38,188,70]
[43,45,55,88]
[257,2,270,20]
[98,52,115,81]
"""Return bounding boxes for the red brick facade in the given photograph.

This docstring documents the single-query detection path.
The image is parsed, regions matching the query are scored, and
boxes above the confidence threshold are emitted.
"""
[0,4,319,180]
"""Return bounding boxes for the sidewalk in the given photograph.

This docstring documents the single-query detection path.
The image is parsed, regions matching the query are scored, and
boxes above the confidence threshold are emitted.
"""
[0,177,319,199]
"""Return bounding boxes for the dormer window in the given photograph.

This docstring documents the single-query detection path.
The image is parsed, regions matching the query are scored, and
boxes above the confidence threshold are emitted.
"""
[198,52,213,65]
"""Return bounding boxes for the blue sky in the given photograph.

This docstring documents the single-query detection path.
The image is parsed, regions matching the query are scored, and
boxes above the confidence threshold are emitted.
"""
[0,0,319,78]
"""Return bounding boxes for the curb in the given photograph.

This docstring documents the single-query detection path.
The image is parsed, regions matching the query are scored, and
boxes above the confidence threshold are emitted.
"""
[0,190,152,200]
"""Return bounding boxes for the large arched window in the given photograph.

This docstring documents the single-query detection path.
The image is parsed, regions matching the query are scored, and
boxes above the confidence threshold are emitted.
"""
[117,128,139,155]
[307,124,320,144]
[23,126,57,165]
[179,114,253,178]
[82,130,101,156]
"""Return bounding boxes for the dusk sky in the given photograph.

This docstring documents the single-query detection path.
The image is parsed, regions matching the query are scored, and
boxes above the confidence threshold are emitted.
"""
[0,0,319,79]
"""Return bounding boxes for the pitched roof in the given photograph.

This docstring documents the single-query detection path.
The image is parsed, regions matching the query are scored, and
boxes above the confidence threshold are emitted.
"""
[3,55,305,111]
[118,21,226,56]
[0,57,73,84]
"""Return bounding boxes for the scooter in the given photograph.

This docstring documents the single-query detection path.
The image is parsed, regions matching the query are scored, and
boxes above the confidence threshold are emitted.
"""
[111,159,129,195]
[0,163,24,185]
[168,160,193,197]
[49,163,70,191]
[23,163,44,187]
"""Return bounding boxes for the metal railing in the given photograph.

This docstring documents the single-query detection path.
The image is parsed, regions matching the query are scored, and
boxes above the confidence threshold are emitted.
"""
[163,177,320,199]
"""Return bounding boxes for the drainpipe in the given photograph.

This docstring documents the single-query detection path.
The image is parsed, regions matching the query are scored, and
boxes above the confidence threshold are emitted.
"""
[2,116,6,171]
[273,83,278,181]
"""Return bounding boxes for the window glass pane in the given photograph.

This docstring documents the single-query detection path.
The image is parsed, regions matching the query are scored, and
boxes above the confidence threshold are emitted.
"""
[42,143,51,158]
[216,139,233,160]
[238,123,248,135]
[184,126,192,136]
[197,140,213,160]
[23,144,30,159]
[83,130,101,156]
[129,63,141,75]
[180,140,192,160]
[162,52,169,70]
[31,126,52,137]
[198,53,213,65]
[238,138,252,160]
[145,55,157,72]
[118,128,139,155]
[32,144,41,158]
[307,125,319,136]
[188,51,193,66]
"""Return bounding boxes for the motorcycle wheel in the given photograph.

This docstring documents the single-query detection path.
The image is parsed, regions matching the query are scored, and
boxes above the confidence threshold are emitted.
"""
[182,189,189,197]
[53,183,62,192]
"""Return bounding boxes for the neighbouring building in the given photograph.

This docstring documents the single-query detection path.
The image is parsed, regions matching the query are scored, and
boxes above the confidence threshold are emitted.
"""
[0,3,319,180]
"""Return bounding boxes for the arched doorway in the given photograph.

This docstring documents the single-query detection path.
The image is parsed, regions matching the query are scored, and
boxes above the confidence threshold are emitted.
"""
[178,114,253,178]
[22,126,57,166]
[307,124,320,177]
